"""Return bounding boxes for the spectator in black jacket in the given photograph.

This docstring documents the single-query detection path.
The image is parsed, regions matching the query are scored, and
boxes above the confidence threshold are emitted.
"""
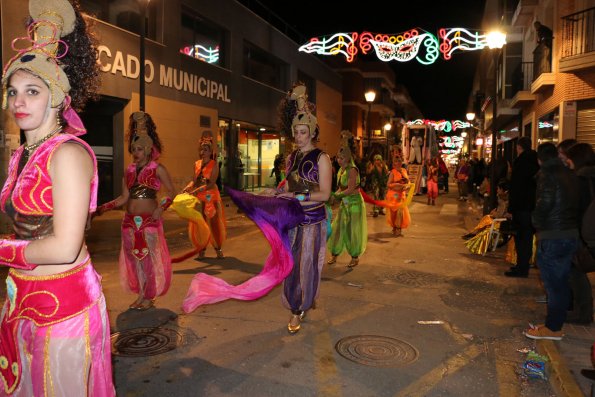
[505,137,540,277]
[524,142,580,340]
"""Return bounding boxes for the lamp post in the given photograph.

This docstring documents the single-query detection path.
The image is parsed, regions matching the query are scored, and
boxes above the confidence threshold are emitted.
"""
[365,90,376,152]
[486,30,506,210]
[139,0,150,111]
[384,121,392,160]
[465,112,475,157]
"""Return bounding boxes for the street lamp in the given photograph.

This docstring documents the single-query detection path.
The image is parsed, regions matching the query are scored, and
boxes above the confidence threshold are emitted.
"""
[139,0,151,111]
[365,90,376,152]
[384,121,392,159]
[486,29,506,210]
[465,112,475,157]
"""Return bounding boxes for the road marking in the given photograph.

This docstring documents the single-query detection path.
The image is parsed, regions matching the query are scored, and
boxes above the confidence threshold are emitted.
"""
[394,344,483,397]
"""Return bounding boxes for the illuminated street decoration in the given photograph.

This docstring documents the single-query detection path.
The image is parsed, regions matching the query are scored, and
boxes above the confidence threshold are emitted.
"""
[439,135,464,154]
[180,44,220,63]
[407,119,471,132]
[439,28,492,60]
[299,29,438,65]
[300,27,493,64]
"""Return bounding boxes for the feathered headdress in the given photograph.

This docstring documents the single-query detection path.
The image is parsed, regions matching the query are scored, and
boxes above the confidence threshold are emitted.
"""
[278,83,318,139]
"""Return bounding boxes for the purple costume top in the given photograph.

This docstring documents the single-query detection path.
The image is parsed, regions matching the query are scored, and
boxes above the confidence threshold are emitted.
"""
[286,148,327,225]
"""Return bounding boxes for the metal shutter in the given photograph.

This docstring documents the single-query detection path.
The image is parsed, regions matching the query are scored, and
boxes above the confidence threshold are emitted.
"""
[577,100,595,148]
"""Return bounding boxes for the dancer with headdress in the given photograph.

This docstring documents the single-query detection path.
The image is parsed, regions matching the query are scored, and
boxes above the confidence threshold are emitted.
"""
[97,111,175,311]
[182,131,226,259]
[366,154,389,217]
[0,0,115,394]
[386,154,412,236]
[182,83,331,336]
[327,130,367,268]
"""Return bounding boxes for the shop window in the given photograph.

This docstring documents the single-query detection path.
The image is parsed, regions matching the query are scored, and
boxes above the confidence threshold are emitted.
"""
[537,109,559,144]
[180,8,227,67]
[243,41,288,90]
[80,0,161,42]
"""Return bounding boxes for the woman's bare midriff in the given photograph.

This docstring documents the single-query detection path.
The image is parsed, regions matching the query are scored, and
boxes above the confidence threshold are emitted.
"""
[18,246,90,277]
[127,198,157,215]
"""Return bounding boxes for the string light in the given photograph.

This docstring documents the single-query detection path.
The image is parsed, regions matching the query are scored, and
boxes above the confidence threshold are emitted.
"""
[300,27,499,64]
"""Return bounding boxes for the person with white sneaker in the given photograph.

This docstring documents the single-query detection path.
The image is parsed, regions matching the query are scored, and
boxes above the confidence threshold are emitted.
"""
[524,143,580,341]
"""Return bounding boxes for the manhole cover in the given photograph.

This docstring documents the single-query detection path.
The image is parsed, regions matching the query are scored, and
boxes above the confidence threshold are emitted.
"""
[385,270,444,287]
[335,335,419,367]
[111,327,183,357]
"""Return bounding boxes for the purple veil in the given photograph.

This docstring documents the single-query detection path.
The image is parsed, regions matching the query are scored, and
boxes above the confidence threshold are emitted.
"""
[182,187,305,312]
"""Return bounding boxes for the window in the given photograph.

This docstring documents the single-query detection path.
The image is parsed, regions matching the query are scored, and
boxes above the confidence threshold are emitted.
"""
[80,0,161,42]
[180,8,228,67]
[537,109,559,144]
[243,41,287,90]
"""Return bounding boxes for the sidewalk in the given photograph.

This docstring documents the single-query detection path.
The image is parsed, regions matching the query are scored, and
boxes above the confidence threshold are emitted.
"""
[461,191,595,397]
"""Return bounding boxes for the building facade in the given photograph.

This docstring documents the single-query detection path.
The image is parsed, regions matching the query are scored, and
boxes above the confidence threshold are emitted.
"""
[470,0,595,164]
[0,0,343,208]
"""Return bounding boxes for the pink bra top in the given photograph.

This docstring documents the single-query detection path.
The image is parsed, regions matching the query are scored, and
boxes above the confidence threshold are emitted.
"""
[125,160,160,193]
[0,134,98,239]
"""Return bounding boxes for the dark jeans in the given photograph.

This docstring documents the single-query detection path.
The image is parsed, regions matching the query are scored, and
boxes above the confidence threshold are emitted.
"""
[537,238,579,331]
[512,210,534,273]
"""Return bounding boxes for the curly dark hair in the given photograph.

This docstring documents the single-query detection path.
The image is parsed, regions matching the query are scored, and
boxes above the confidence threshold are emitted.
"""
[59,0,101,111]
[126,112,163,154]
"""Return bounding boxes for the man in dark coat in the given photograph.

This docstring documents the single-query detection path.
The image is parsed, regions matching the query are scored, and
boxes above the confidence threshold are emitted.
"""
[524,143,579,340]
[505,137,539,277]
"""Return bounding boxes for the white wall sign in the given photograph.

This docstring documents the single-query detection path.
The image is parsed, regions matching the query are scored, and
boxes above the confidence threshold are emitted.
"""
[97,45,231,103]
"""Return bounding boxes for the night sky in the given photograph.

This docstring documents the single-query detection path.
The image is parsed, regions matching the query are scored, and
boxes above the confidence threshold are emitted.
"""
[249,0,487,121]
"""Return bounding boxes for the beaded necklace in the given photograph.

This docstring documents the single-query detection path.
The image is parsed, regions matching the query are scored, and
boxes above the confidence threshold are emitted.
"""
[24,125,62,154]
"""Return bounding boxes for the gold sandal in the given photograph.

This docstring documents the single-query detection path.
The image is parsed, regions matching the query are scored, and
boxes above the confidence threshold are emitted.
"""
[327,255,337,265]
[136,299,155,311]
[287,314,301,334]
[347,257,359,268]
[215,249,224,259]
[129,296,143,310]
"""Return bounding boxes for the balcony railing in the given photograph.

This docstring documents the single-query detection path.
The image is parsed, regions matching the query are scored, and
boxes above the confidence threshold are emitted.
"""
[562,7,595,58]
[512,61,534,93]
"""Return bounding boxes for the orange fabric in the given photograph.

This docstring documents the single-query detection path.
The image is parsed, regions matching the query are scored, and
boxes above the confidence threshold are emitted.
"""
[386,168,411,229]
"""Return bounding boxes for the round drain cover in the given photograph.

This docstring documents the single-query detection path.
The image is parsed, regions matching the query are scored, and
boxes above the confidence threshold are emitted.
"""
[335,335,419,367]
[111,327,183,357]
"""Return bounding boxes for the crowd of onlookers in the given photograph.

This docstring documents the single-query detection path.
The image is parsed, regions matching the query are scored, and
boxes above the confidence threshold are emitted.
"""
[458,137,595,343]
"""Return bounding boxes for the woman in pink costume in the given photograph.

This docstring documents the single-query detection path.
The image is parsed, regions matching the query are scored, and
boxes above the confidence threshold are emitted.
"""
[97,112,175,311]
[182,131,226,259]
[386,155,412,236]
[0,0,114,395]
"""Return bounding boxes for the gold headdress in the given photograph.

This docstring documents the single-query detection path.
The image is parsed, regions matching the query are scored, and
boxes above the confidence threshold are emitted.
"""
[2,0,76,109]
[130,111,154,155]
[289,85,318,138]
[199,130,214,150]
[338,130,354,162]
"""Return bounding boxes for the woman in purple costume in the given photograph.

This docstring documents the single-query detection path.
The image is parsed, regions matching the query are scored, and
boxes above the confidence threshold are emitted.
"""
[276,84,332,334]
